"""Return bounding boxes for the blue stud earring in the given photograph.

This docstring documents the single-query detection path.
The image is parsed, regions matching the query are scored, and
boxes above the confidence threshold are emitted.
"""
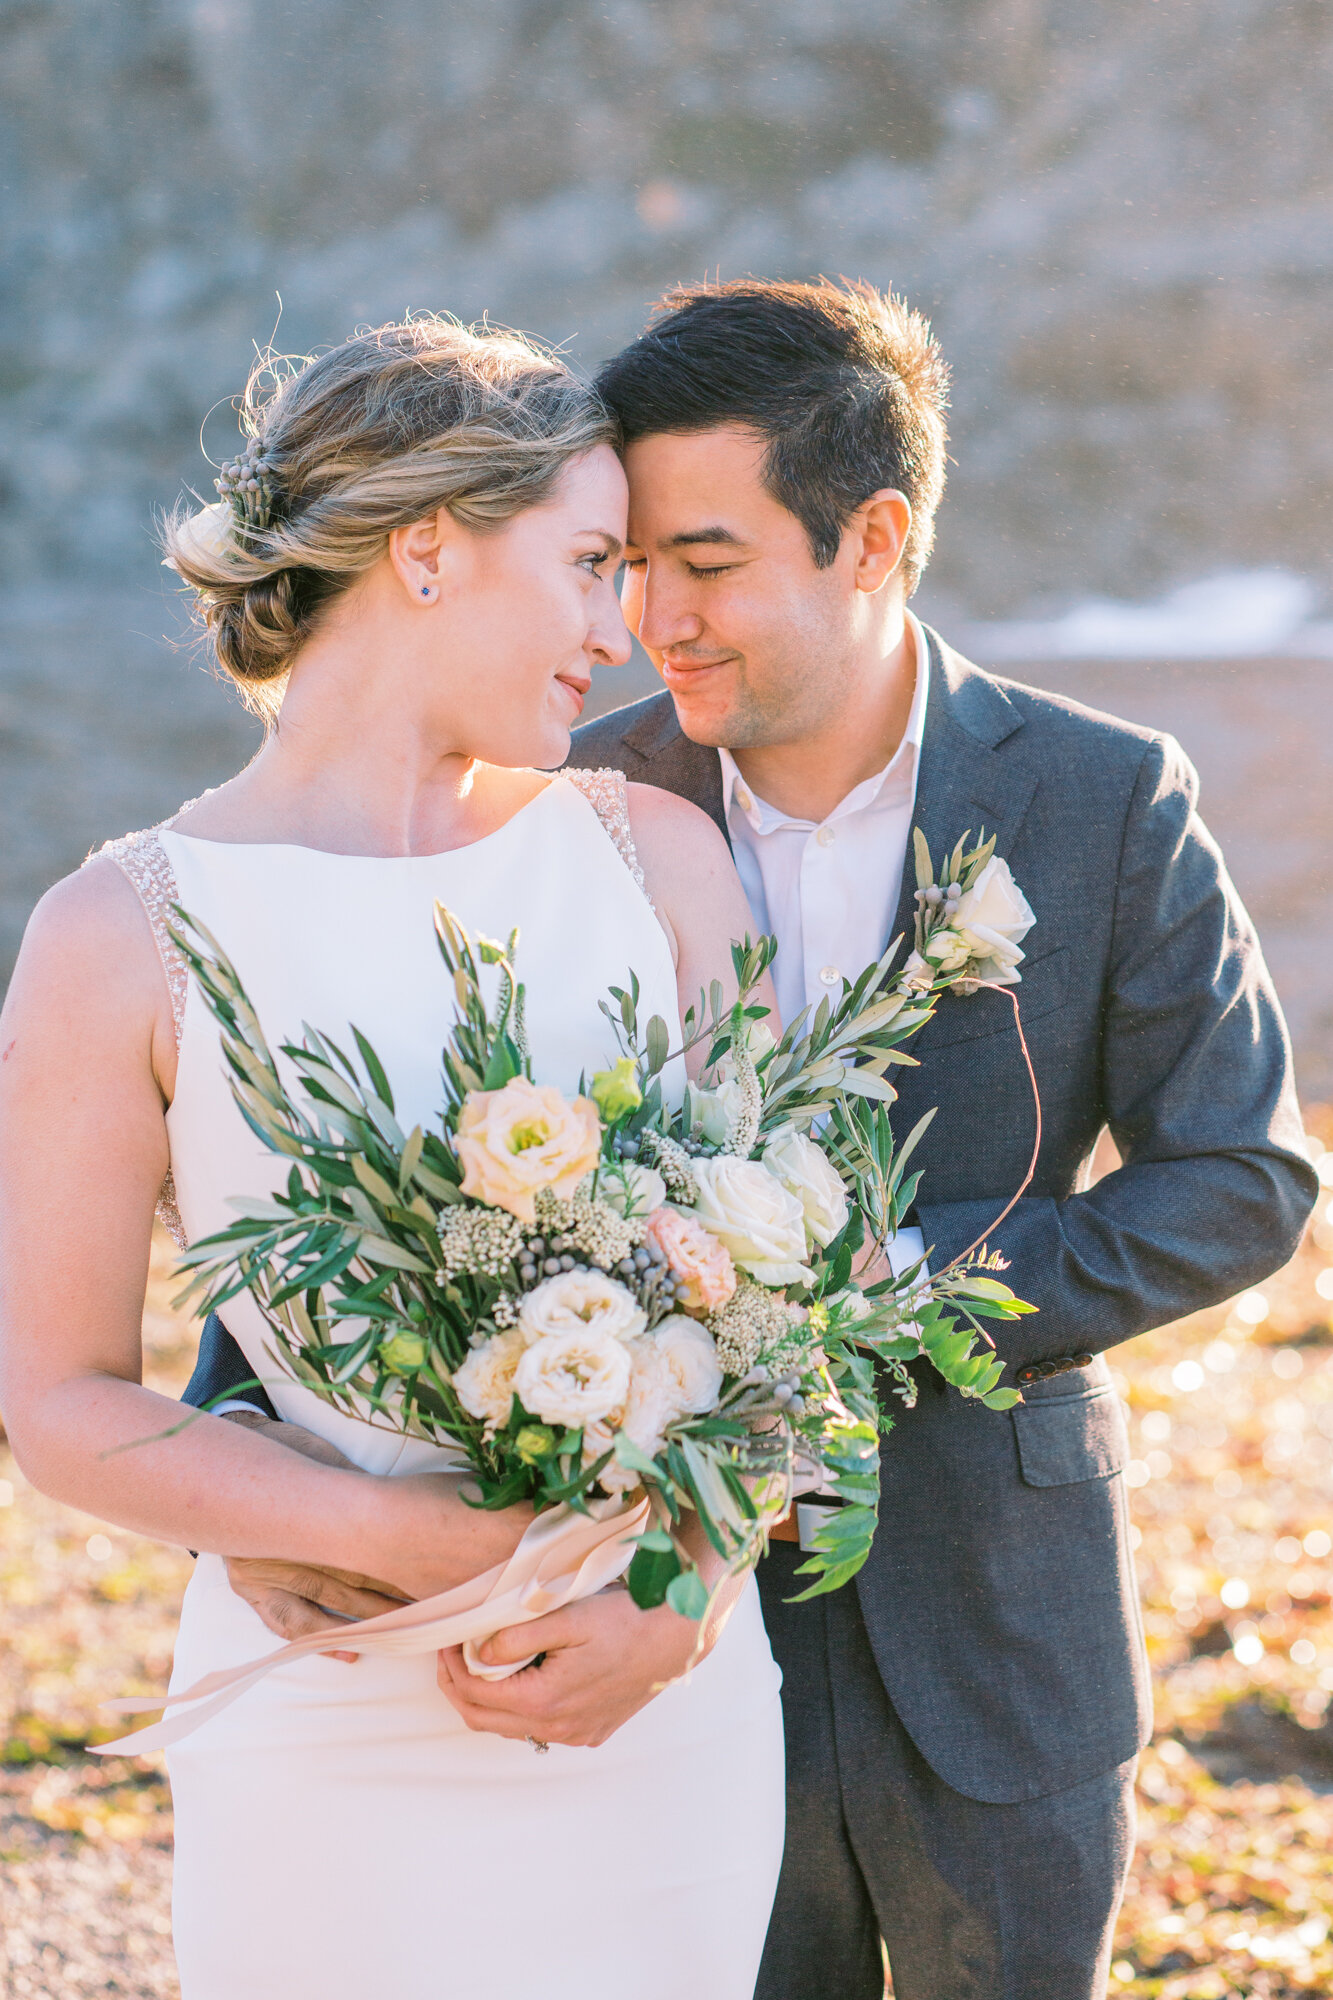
[421,586,430,598]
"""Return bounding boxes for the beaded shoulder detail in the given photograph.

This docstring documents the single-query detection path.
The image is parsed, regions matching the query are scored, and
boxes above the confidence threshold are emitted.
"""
[91,824,189,1248]
[563,768,654,909]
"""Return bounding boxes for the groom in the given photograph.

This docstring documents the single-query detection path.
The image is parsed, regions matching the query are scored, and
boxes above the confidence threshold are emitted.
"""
[188,279,1315,1997]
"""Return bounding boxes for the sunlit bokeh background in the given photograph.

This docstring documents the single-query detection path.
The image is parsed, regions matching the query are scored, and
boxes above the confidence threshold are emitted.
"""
[2,5,1332,1994]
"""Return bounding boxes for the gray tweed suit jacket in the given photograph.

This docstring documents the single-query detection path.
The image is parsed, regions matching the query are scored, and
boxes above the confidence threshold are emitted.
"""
[186,626,1315,1804]
[567,625,1316,1804]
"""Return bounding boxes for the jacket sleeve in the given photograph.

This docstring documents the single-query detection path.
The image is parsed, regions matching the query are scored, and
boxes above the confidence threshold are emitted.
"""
[915,733,1318,1376]
[181,1313,279,1420]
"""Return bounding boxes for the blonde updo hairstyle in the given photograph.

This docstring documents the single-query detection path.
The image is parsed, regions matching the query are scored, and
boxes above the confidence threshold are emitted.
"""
[163,315,619,721]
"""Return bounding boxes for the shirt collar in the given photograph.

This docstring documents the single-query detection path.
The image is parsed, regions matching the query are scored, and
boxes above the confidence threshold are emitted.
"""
[720,609,930,834]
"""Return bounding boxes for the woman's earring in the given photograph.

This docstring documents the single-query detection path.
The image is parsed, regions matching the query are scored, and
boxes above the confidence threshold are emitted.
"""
[420,585,431,599]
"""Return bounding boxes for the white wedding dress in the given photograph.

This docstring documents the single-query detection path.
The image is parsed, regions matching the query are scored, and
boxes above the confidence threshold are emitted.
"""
[102,771,785,2000]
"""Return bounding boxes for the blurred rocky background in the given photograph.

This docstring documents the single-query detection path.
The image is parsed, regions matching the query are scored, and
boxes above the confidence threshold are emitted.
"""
[2,0,1331,1082]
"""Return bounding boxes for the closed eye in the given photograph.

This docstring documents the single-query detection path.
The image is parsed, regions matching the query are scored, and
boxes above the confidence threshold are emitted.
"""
[684,562,739,579]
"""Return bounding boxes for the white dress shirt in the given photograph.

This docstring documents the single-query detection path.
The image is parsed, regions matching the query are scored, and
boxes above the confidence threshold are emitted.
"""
[720,609,930,1285]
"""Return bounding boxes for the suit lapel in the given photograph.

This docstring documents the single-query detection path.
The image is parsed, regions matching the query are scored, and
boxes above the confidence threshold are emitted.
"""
[887,626,1038,966]
[602,633,1040,913]
[621,694,729,842]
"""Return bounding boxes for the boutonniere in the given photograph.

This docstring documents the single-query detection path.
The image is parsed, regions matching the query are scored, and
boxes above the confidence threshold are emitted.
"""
[904,829,1036,996]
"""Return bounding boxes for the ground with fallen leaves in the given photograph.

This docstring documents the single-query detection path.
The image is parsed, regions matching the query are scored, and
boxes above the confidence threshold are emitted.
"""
[5,1124,1333,1999]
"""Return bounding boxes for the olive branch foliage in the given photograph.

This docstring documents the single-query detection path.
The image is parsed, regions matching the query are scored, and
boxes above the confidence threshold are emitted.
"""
[167,826,1033,1615]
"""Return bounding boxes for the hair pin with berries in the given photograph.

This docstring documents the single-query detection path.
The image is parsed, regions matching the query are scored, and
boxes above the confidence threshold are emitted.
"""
[215,435,278,535]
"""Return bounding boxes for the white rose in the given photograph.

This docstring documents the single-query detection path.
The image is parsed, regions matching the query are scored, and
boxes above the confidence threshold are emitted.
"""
[685,1065,749,1148]
[514,1326,633,1429]
[166,500,235,572]
[688,1156,814,1288]
[517,1268,646,1347]
[648,1314,724,1415]
[741,1018,777,1062]
[948,856,1035,989]
[596,1161,667,1222]
[762,1126,849,1250]
[452,1326,526,1431]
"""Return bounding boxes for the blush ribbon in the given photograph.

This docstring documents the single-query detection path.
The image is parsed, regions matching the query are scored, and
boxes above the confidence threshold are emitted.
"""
[94,1493,650,1758]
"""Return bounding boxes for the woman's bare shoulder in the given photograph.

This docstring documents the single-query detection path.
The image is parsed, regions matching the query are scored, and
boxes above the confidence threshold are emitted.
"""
[624,781,731,863]
[9,859,165,1012]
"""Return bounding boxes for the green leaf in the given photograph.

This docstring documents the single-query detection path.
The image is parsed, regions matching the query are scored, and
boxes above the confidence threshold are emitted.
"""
[644,1014,670,1077]
[626,1538,681,1609]
[398,1126,425,1191]
[354,1235,431,1273]
[913,825,934,892]
[612,1432,663,1480]
[837,1070,900,1106]
[665,1568,709,1621]
[351,1156,399,1208]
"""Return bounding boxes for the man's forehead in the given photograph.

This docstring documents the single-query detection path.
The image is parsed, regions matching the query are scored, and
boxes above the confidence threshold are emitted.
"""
[623,426,779,545]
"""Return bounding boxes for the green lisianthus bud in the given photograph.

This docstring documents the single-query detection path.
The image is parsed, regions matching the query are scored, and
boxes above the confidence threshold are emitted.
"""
[590,1057,642,1123]
[514,1424,557,1465]
[379,1329,428,1375]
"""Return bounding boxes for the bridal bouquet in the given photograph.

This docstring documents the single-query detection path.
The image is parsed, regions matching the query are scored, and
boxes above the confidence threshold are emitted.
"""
[169,829,1035,1620]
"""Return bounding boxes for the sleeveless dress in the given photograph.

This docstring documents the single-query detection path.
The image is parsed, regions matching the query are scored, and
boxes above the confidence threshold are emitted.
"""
[100,771,785,2000]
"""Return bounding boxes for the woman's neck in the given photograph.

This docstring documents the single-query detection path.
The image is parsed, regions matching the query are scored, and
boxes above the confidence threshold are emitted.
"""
[177,633,544,857]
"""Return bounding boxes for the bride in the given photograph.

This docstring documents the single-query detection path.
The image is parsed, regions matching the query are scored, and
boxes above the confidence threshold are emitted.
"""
[0,316,784,1998]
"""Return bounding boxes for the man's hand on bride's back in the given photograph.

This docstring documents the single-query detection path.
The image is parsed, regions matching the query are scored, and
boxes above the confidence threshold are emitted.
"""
[215,1410,534,1660]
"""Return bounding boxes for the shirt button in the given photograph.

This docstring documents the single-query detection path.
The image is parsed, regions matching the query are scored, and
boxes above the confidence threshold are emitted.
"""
[819,965,840,986]
[816,827,834,847]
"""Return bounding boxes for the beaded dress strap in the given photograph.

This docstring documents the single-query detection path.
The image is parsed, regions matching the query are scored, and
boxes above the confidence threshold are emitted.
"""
[92,823,190,1247]
[563,768,655,910]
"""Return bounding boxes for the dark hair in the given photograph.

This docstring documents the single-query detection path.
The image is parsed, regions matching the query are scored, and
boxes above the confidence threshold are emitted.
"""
[595,278,949,588]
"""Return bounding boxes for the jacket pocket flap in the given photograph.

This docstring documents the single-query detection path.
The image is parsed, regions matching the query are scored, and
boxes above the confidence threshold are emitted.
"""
[915,946,1070,1053]
[1012,1385,1128,1487]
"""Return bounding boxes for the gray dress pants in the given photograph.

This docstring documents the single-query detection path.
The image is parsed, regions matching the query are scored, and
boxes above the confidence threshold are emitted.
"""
[754,1544,1137,2000]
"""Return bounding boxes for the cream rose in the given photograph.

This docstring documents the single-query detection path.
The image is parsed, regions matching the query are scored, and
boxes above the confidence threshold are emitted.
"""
[517,1268,646,1347]
[947,856,1035,989]
[684,1066,749,1148]
[648,1314,724,1415]
[762,1126,849,1250]
[688,1156,814,1288]
[596,1160,667,1222]
[514,1326,632,1429]
[452,1326,526,1432]
[643,1205,737,1312]
[166,500,235,572]
[456,1077,601,1223]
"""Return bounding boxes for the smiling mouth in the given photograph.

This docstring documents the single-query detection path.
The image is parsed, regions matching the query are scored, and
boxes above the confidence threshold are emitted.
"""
[556,674,590,713]
[660,654,736,681]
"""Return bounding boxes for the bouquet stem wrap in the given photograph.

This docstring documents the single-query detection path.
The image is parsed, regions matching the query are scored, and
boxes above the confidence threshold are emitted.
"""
[95,1494,649,1758]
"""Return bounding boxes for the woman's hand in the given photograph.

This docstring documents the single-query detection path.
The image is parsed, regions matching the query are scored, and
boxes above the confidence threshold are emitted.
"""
[213,1415,536,1654]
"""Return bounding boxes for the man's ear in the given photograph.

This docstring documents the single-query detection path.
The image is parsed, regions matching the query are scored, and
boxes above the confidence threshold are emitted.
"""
[851,489,912,595]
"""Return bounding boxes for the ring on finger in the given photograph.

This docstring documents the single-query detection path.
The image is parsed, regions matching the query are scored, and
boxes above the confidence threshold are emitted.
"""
[525,1735,550,1754]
